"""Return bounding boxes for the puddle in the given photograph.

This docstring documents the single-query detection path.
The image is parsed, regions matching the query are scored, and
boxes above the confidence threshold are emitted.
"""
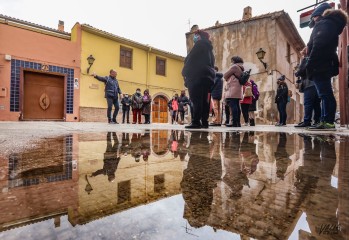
[0,130,348,240]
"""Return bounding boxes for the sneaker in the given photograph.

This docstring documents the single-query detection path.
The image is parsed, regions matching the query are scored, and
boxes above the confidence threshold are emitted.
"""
[275,123,281,126]
[307,122,336,131]
[243,123,249,126]
[295,122,311,128]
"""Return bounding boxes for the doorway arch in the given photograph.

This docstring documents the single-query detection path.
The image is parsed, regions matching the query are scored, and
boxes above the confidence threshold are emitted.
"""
[152,95,168,123]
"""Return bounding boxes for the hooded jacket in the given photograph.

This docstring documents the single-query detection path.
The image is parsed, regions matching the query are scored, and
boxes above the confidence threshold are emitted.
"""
[181,38,215,82]
[211,72,223,100]
[306,9,348,77]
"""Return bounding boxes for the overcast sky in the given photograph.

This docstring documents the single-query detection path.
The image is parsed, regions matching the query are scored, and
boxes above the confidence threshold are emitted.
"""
[0,0,339,56]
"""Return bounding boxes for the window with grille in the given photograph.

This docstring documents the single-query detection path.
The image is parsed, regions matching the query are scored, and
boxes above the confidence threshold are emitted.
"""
[156,57,166,76]
[120,46,132,69]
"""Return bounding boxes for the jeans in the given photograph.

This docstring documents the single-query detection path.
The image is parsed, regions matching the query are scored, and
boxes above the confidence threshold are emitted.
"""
[303,86,321,123]
[312,73,336,123]
[277,101,287,124]
[122,108,130,123]
[106,97,119,121]
[227,98,241,124]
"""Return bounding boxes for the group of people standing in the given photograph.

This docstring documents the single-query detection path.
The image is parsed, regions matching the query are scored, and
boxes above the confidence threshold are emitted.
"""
[167,90,191,125]
[92,70,151,124]
[182,29,259,129]
[276,3,347,130]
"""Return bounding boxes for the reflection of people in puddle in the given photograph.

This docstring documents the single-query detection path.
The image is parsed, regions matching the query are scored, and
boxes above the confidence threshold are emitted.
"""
[169,130,179,158]
[90,132,121,182]
[120,132,131,156]
[130,133,142,162]
[222,132,251,199]
[240,132,259,175]
[295,134,341,238]
[274,132,290,180]
[181,131,222,228]
[177,131,189,161]
[141,131,151,161]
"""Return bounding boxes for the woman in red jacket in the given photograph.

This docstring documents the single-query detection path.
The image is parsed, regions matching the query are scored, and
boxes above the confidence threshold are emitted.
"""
[240,80,253,126]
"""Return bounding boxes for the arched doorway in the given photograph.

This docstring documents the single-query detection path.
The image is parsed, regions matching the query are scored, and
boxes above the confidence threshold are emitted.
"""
[152,95,168,123]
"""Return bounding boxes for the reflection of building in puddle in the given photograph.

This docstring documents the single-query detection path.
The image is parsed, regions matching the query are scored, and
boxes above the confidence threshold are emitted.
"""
[182,133,347,240]
[0,135,78,232]
[71,130,185,226]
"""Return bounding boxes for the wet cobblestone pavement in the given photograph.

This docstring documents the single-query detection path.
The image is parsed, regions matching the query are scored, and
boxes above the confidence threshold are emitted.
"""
[0,129,348,240]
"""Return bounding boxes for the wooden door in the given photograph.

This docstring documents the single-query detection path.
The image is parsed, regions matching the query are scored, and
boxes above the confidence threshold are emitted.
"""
[23,72,64,120]
[152,95,168,123]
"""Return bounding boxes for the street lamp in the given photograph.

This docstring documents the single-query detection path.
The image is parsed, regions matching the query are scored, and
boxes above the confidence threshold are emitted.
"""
[87,54,95,74]
[256,48,268,70]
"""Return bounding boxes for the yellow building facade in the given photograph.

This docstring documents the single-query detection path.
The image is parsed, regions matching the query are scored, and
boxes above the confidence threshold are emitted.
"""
[75,24,185,123]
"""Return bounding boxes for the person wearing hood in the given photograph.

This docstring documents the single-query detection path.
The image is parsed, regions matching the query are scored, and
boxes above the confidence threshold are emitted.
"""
[275,75,289,126]
[182,29,215,129]
[209,66,224,126]
[142,89,152,124]
[223,56,244,127]
[306,3,348,130]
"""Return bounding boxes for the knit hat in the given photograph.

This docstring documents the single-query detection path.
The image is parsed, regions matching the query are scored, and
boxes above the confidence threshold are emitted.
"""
[309,3,332,28]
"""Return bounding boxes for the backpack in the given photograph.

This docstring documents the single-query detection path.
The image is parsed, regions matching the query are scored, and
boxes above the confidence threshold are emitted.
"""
[238,69,251,85]
[244,85,253,97]
[251,82,260,100]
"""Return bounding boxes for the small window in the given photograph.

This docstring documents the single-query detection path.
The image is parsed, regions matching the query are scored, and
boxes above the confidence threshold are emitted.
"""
[156,57,166,76]
[287,43,291,63]
[120,46,133,69]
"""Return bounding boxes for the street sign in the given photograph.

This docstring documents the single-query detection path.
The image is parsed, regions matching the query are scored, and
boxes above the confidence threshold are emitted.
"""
[299,2,335,28]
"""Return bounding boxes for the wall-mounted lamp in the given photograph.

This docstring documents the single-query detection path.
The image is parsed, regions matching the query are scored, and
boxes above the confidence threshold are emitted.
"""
[256,48,268,70]
[87,54,95,74]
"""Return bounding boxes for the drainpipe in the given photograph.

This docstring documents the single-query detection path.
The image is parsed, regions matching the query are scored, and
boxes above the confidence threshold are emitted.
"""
[146,46,152,89]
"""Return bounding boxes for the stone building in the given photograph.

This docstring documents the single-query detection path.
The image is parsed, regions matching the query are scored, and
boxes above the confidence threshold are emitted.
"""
[185,7,305,124]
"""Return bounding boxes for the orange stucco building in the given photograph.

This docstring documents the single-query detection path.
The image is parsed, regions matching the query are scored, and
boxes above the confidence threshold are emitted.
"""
[0,15,81,121]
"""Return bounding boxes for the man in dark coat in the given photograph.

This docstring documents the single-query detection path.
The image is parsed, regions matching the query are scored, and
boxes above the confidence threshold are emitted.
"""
[305,3,348,130]
[275,75,289,126]
[92,69,123,124]
[209,66,223,126]
[182,29,215,129]
[177,90,190,124]
[90,132,121,182]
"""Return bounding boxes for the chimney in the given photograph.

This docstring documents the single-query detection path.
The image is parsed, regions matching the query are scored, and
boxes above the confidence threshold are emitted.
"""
[242,6,252,20]
[58,20,64,32]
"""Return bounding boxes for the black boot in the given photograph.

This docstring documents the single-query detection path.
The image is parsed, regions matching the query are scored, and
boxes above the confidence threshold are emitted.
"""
[250,118,255,126]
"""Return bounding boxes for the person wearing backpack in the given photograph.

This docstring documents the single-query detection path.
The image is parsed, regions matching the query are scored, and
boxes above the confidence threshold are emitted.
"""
[248,79,259,126]
[223,56,244,127]
[240,80,253,126]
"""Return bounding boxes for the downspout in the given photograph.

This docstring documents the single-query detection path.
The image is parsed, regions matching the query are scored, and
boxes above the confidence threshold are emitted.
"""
[146,46,152,89]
